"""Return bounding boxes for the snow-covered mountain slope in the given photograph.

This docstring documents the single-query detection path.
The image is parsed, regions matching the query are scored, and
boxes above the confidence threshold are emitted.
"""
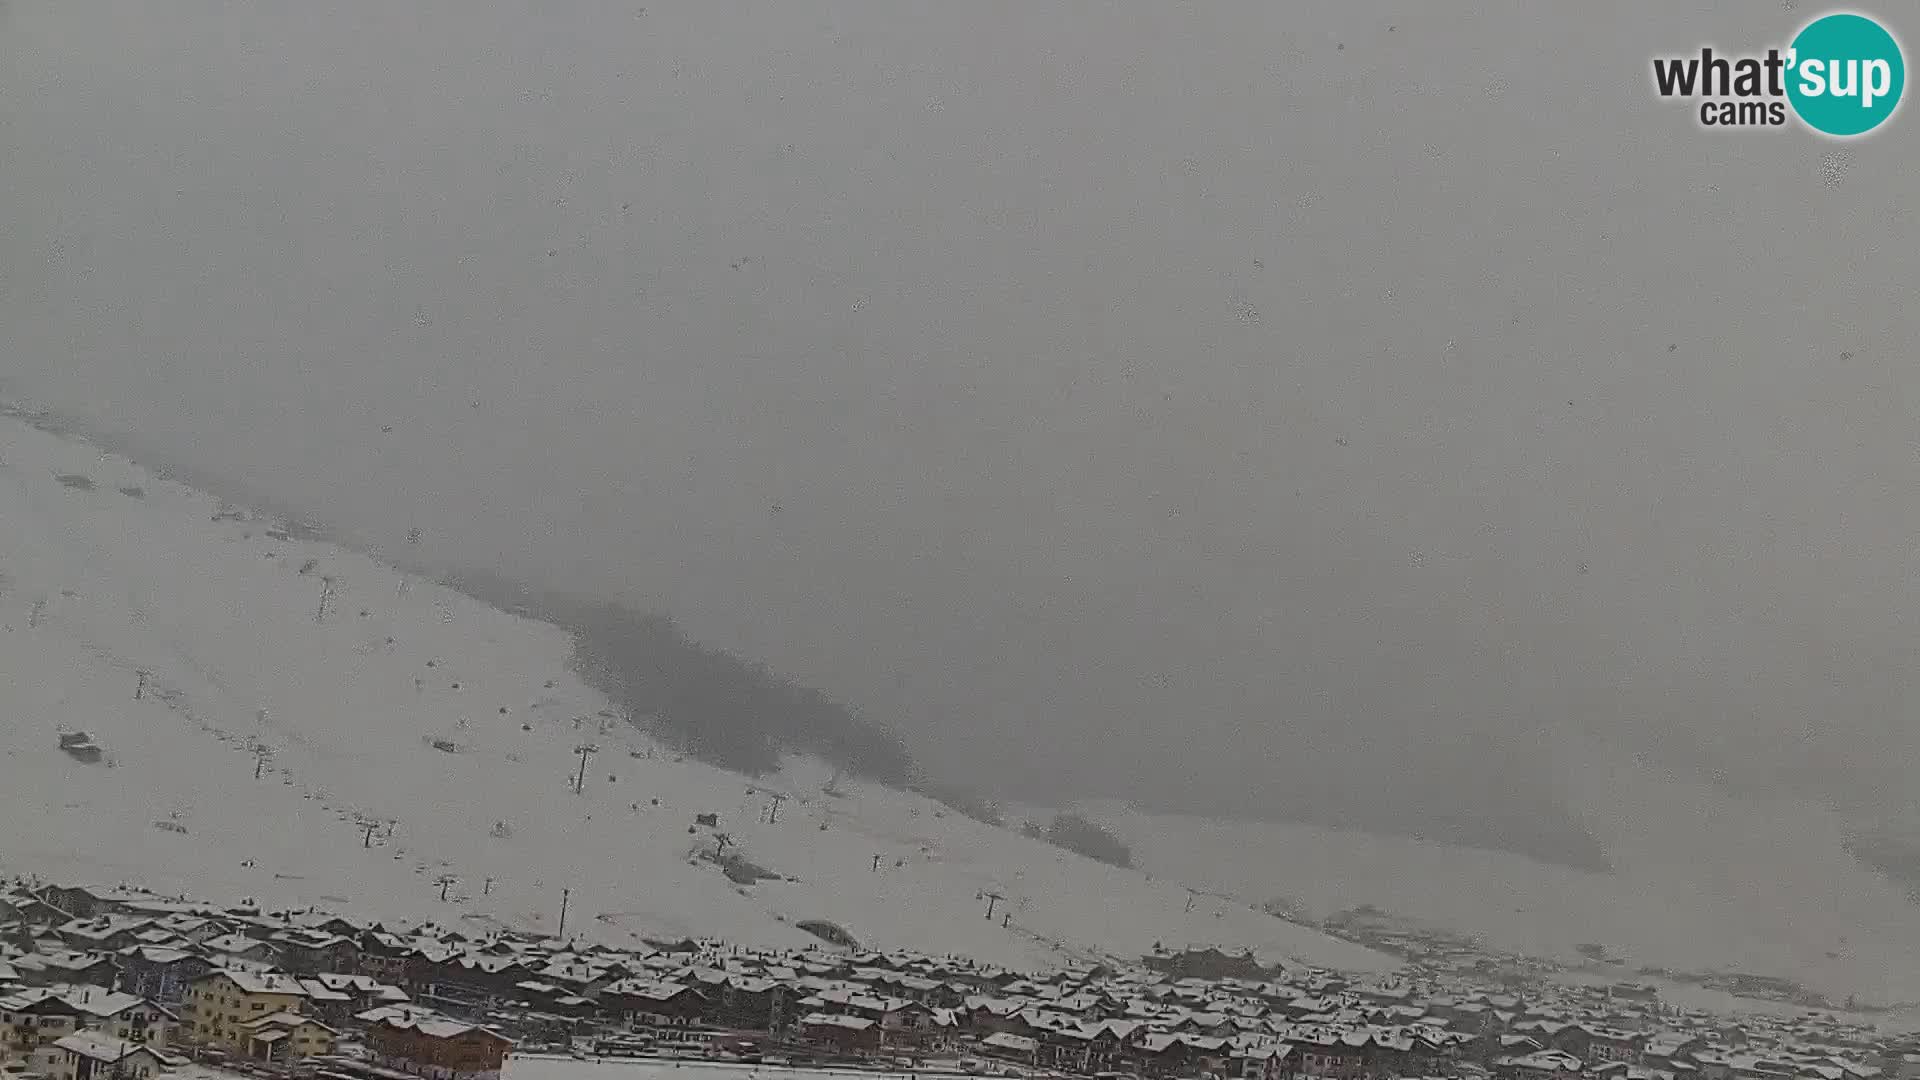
[0,412,1393,976]
[13,405,1920,1009]
[1098,746,1920,1006]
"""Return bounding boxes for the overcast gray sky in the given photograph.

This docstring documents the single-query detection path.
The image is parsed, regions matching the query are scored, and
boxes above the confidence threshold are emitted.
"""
[4,1,1918,861]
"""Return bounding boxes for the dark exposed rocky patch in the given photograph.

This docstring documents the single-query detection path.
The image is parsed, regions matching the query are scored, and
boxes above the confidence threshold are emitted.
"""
[1046,813,1131,868]
[795,919,859,948]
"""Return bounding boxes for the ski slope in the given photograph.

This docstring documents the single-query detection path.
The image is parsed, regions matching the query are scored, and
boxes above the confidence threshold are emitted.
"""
[11,405,1920,1008]
[0,411,1393,976]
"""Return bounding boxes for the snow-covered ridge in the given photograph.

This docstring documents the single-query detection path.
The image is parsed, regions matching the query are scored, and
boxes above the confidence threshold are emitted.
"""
[0,409,1394,977]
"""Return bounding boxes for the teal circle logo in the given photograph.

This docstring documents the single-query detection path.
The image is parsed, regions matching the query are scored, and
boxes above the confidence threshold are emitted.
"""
[1787,13,1905,136]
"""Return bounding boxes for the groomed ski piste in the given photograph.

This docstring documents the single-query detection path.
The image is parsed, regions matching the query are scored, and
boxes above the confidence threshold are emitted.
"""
[0,406,1395,976]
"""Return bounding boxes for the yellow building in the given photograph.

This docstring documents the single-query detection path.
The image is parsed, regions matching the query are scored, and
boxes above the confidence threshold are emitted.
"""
[183,971,308,1052]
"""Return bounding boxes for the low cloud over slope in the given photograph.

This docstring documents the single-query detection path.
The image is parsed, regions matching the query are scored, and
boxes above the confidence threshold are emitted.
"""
[0,411,1389,976]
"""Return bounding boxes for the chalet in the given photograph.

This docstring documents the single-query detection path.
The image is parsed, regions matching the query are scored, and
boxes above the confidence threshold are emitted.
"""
[1645,1035,1707,1070]
[295,979,355,1025]
[117,948,212,1006]
[414,952,532,1002]
[1041,1019,1139,1074]
[33,1033,175,1080]
[711,975,791,1031]
[965,996,1028,1035]
[151,915,220,944]
[1187,1035,1234,1076]
[358,932,417,984]
[1132,1033,1204,1078]
[58,988,175,1048]
[0,989,86,1060]
[237,1011,336,1063]
[888,973,958,1006]
[366,1010,515,1080]
[527,958,609,997]
[1363,1028,1450,1075]
[1290,1030,1369,1079]
[201,933,278,964]
[302,973,409,1016]
[506,981,594,1021]
[268,930,360,975]
[1053,990,1122,1018]
[0,895,72,930]
[55,918,154,953]
[841,995,935,1043]
[1173,1012,1239,1038]
[1236,1042,1299,1080]
[798,1012,881,1055]
[597,980,707,1028]
[981,1031,1039,1066]
[12,953,117,990]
